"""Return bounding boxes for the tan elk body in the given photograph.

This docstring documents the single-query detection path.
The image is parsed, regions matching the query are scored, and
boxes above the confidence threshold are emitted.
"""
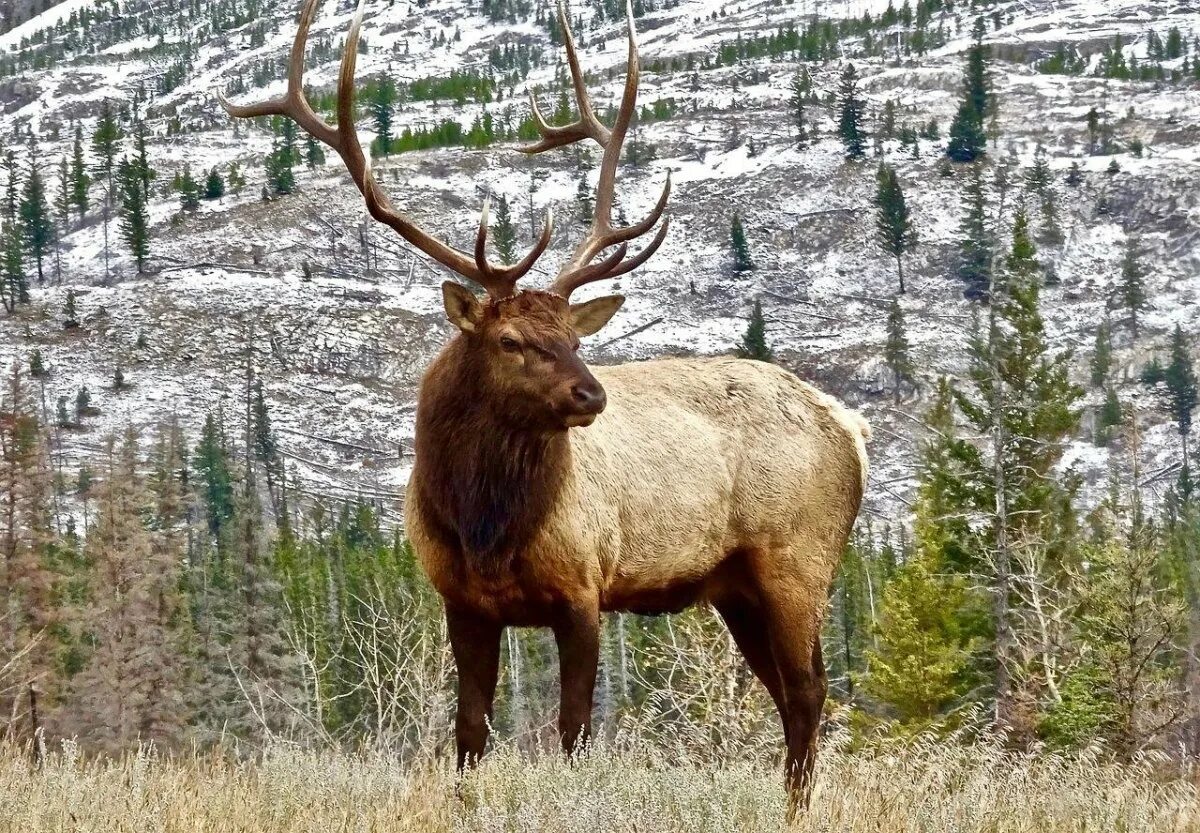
[222,0,869,812]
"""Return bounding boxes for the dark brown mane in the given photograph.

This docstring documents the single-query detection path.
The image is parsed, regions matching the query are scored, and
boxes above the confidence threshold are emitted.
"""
[413,336,568,576]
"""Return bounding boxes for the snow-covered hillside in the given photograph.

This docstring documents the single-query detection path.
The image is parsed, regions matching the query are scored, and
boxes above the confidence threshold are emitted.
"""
[0,0,1197,522]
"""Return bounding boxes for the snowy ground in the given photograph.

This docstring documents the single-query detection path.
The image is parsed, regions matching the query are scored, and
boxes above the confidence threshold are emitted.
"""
[0,0,1197,525]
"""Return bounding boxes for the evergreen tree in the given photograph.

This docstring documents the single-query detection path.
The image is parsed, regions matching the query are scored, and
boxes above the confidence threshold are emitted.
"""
[1065,162,1083,187]
[369,77,397,156]
[837,63,867,160]
[178,165,201,212]
[957,163,992,301]
[266,120,297,196]
[70,124,90,219]
[884,297,914,403]
[19,150,53,285]
[117,156,149,272]
[864,553,978,723]
[91,102,123,202]
[790,67,809,146]
[304,135,325,169]
[1162,325,1198,471]
[64,289,79,328]
[946,25,990,163]
[1090,319,1113,388]
[131,117,155,204]
[70,431,190,753]
[575,176,593,224]
[729,213,754,273]
[0,221,27,313]
[204,167,226,200]
[737,299,772,362]
[492,194,518,265]
[55,156,71,227]
[1113,239,1149,341]
[875,163,916,293]
[193,412,234,538]
[2,149,18,221]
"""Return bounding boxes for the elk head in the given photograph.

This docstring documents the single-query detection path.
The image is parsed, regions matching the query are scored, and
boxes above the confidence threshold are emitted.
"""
[220,0,670,430]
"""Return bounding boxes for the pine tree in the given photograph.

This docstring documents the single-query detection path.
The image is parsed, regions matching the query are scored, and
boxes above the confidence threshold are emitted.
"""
[64,289,79,328]
[885,297,914,403]
[19,149,53,285]
[1113,239,1149,341]
[55,156,71,227]
[729,212,754,273]
[946,25,990,163]
[875,163,916,293]
[1162,325,1198,471]
[204,167,226,200]
[116,156,149,272]
[1065,162,1083,187]
[304,135,325,169]
[0,221,27,313]
[1090,319,1113,388]
[70,124,90,218]
[957,163,992,301]
[266,120,297,196]
[492,194,517,265]
[131,117,154,203]
[369,77,397,156]
[575,176,593,224]
[737,299,772,361]
[837,63,867,160]
[91,102,123,202]
[178,165,201,211]
[2,149,18,221]
[790,67,808,146]
[193,412,234,538]
[70,431,190,753]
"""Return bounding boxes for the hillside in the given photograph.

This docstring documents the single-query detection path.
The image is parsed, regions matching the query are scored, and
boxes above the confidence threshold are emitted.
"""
[0,0,1197,522]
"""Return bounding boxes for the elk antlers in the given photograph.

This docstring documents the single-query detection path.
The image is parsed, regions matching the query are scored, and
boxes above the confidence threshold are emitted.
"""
[219,0,668,302]
[524,1,671,299]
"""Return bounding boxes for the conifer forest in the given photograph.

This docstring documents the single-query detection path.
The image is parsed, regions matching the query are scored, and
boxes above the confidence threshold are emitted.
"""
[1,0,1200,829]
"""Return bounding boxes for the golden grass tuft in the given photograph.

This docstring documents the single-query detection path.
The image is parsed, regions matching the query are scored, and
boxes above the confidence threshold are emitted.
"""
[0,737,1196,832]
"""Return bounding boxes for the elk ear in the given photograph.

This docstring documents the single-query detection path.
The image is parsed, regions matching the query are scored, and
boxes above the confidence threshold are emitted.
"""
[442,281,483,332]
[569,294,625,337]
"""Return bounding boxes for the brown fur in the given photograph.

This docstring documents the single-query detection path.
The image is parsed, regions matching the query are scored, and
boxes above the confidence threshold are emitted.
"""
[407,291,869,811]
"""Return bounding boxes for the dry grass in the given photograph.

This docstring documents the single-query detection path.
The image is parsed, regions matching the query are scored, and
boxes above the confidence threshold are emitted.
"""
[1,735,1197,833]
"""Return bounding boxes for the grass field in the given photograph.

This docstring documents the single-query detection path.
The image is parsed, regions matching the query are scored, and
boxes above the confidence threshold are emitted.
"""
[2,736,1197,833]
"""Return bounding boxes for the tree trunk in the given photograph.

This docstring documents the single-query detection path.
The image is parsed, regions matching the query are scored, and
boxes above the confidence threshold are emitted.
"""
[896,255,905,294]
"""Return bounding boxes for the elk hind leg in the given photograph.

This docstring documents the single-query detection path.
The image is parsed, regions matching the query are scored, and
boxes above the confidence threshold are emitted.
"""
[715,599,790,738]
[759,569,829,816]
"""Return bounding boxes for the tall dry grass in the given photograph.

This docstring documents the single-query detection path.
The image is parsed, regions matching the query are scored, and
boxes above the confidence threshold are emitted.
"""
[2,732,1196,833]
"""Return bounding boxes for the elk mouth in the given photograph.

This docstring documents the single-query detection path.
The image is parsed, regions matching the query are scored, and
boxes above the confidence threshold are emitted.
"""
[563,412,600,428]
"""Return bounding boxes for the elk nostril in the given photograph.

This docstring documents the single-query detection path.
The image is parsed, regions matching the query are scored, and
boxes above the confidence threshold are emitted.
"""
[571,384,606,411]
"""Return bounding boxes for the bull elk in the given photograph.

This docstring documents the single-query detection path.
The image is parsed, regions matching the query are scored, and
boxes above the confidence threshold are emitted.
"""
[221,0,869,810]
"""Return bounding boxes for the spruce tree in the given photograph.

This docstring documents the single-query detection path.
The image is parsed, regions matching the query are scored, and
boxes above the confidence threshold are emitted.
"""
[19,151,53,285]
[885,297,914,403]
[946,24,990,163]
[193,412,234,537]
[1163,325,1198,470]
[369,77,397,156]
[575,175,593,224]
[737,299,772,362]
[117,156,149,272]
[131,117,154,203]
[70,124,90,218]
[492,194,517,265]
[957,163,992,301]
[204,167,226,200]
[64,288,79,328]
[304,134,325,169]
[1113,238,1149,341]
[0,221,27,312]
[729,212,754,273]
[875,163,916,294]
[178,165,201,211]
[837,63,867,160]
[2,149,18,221]
[91,101,123,202]
[1090,319,1113,388]
[1065,162,1083,186]
[790,67,808,147]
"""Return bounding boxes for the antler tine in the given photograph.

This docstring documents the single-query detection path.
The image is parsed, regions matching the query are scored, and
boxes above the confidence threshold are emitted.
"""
[220,0,552,299]
[519,3,611,155]
[546,0,671,299]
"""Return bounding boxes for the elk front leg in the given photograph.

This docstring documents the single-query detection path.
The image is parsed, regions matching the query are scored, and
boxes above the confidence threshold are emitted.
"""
[553,601,601,755]
[446,607,502,771]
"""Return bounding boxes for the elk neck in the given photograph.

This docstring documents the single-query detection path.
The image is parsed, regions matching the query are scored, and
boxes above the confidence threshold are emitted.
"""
[413,339,570,577]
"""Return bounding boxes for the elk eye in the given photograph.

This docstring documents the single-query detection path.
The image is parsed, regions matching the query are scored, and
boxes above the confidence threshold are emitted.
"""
[500,336,521,352]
